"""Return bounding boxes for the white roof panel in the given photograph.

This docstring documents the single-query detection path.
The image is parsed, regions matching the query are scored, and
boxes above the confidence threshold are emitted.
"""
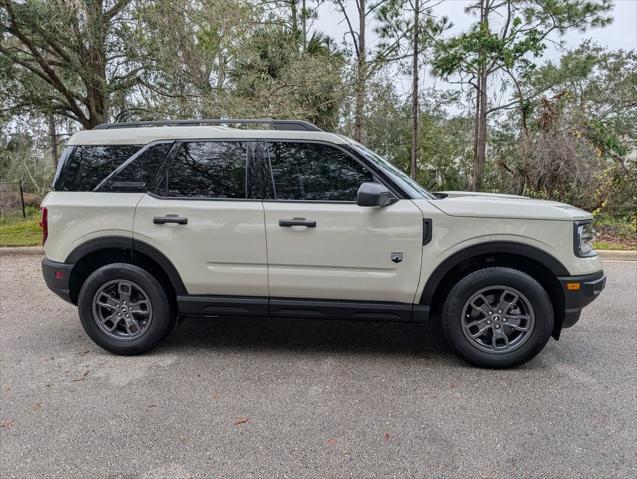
[67,126,349,146]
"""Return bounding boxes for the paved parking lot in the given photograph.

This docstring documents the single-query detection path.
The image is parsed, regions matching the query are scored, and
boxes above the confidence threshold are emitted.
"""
[0,255,635,478]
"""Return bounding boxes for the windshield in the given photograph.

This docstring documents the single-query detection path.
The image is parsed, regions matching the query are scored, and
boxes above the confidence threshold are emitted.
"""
[351,143,435,199]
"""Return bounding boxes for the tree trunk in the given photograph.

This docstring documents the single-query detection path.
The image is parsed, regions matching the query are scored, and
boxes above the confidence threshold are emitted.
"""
[83,0,109,128]
[302,0,307,52]
[353,0,366,142]
[410,0,420,180]
[471,0,488,191]
[290,0,299,39]
[471,88,480,187]
[48,113,59,167]
[473,67,488,191]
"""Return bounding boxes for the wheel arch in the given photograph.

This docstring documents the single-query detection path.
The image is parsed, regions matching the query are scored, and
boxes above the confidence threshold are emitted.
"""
[65,236,187,304]
[421,241,568,339]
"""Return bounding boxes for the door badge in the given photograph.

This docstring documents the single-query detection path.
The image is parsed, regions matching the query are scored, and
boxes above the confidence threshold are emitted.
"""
[391,252,403,264]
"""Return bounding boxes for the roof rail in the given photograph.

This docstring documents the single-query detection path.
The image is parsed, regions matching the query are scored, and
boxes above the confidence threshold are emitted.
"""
[93,119,322,132]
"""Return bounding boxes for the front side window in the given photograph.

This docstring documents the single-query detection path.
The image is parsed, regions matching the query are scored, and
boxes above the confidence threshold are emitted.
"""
[162,141,247,198]
[267,142,373,201]
[53,144,142,191]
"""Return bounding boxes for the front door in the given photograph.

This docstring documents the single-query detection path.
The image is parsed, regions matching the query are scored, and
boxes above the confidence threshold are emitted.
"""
[133,140,268,298]
[262,141,424,305]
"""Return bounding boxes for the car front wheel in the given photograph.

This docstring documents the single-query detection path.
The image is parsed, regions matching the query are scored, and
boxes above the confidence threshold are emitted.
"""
[442,267,554,368]
[77,263,175,355]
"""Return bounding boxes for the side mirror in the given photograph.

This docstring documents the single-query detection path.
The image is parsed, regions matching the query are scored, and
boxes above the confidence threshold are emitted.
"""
[357,182,397,207]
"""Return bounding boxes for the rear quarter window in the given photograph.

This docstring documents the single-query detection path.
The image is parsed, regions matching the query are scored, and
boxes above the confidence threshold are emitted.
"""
[53,144,142,191]
[99,142,173,192]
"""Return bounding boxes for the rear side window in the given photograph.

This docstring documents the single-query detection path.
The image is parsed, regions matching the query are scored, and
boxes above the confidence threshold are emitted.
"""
[267,142,373,201]
[53,145,142,191]
[159,141,247,198]
[99,143,173,192]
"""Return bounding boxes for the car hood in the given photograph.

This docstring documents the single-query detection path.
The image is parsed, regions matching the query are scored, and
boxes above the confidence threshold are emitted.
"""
[427,191,593,221]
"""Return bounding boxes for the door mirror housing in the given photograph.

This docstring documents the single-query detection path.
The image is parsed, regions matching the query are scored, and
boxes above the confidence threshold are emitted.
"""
[357,182,397,207]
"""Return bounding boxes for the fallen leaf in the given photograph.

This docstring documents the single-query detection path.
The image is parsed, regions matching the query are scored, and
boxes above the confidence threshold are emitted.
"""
[326,438,337,446]
[212,393,220,400]
[449,383,457,389]
[32,403,42,412]
[72,370,90,382]
[234,417,248,425]
[3,384,10,392]
[0,419,14,429]
[384,432,390,442]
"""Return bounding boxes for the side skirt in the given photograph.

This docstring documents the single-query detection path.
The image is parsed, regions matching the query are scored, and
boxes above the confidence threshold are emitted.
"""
[177,295,431,322]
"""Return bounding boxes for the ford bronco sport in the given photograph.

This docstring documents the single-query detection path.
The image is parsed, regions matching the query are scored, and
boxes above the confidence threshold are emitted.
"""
[41,119,606,368]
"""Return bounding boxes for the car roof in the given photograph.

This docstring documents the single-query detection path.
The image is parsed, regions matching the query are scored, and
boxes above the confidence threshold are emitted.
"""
[67,126,350,146]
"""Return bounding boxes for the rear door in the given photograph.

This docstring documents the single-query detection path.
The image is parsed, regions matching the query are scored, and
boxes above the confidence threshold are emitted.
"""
[262,141,424,305]
[133,140,269,299]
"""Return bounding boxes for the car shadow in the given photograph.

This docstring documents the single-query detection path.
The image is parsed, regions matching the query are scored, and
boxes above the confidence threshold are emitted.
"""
[162,315,454,360]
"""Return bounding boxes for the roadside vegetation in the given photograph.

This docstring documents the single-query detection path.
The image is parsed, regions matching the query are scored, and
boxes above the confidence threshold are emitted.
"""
[0,207,40,247]
[0,0,635,248]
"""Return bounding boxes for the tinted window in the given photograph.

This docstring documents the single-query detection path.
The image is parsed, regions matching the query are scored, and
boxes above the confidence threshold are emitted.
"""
[268,142,373,201]
[54,145,142,191]
[100,143,172,192]
[164,141,247,198]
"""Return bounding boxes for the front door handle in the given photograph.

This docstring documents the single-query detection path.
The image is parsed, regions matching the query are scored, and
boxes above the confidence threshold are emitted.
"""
[279,218,316,228]
[153,215,188,225]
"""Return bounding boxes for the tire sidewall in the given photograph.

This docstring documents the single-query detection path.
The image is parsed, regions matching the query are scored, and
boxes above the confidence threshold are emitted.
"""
[78,263,173,355]
[442,267,554,368]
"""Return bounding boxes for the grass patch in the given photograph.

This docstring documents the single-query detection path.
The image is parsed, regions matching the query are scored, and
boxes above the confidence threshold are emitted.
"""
[593,241,637,251]
[0,208,41,247]
[593,213,636,251]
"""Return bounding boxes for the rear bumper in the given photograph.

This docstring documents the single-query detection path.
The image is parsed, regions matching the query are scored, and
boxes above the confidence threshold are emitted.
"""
[558,270,606,328]
[41,257,74,304]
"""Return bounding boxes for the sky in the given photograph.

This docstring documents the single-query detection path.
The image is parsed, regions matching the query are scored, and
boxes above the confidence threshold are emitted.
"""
[315,0,637,99]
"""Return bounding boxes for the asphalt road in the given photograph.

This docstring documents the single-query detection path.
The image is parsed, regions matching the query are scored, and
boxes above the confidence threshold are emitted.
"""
[1,255,635,479]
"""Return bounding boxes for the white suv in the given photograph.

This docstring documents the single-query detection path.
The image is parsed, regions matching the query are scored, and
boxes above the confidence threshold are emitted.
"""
[41,119,606,368]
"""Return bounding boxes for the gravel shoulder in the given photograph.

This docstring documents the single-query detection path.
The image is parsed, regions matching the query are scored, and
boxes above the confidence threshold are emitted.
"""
[1,255,636,478]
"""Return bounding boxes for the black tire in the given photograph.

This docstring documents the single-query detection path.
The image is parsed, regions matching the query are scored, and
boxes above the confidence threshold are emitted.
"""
[77,263,175,355]
[441,267,553,368]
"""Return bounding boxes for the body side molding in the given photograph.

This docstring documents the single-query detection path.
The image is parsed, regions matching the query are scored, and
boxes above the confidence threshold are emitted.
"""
[177,295,430,322]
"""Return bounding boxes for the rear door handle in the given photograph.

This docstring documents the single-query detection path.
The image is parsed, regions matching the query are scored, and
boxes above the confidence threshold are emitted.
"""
[279,218,317,228]
[153,215,188,225]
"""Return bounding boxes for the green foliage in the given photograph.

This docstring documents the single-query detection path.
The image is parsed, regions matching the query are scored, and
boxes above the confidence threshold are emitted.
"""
[0,206,41,246]
[0,0,633,246]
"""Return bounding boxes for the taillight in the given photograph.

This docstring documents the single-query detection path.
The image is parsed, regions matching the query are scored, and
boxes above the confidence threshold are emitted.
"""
[39,207,48,245]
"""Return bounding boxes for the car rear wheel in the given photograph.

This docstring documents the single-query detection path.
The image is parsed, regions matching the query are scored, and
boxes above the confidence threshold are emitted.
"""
[78,263,175,355]
[442,267,553,368]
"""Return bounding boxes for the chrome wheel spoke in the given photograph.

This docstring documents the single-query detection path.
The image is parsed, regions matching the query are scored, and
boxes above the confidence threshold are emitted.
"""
[466,318,488,329]
[496,291,519,315]
[117,282,132,302]
[96,292,118,309]
[102,314,121,331]
[504,323,529,332]
[470,325,491,338]
[129,300,149,315]
[470,294,493,317]
[492,328,509,349]
[123,316,140,335]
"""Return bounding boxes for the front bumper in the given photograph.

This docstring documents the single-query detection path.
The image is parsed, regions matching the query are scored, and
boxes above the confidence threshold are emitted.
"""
[557,270,606,328]
[41,257,74,304]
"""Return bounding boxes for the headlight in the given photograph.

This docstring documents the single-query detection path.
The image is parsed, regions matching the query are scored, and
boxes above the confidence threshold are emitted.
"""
[574,221,596,257]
